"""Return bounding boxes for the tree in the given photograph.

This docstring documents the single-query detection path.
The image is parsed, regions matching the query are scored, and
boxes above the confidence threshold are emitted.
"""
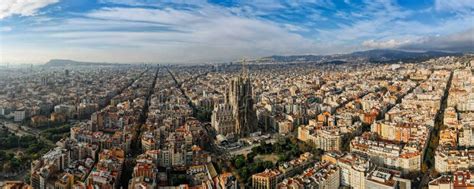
[239,167,250,180]
[278,153,289,162]
[298,142,312,153]
[249,163,260,174]
[234,155,246,169]
[262,161,274,169]
[10,157,20,169]
[0,151,6,160]
[23,173,31,183]
[289,144,301,157]
[274,144,284,153]
[251,146,262,154]
[421,164,428,173]
[6,152,14,160]
[247,152,256,163]
[289,136,298,144]
[259,141,272,154]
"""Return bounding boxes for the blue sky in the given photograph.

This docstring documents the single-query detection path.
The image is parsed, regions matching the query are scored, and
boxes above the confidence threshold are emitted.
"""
[0,0,473,64]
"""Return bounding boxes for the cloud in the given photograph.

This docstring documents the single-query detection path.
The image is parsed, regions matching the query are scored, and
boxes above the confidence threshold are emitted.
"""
[317,0,413,42]
[400,28,474,52]
[434,0,474,12]
[318,0,473,50]
[0,26,12,32]
[362,39,411,49]
[1,0,473,64]
[81,6,316,52]
[2,5,321,63]
[0,0,59,19]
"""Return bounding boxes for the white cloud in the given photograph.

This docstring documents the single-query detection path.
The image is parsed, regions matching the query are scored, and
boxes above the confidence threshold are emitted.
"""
[317,0,413,42]
[0,0,59,19]
[362,39,411,49]
[400,28,474,51]
[2,5,322,63]
[0,26,12,32]
[435,0,474,12]
[318,0,474,48]
[1,0,473,64]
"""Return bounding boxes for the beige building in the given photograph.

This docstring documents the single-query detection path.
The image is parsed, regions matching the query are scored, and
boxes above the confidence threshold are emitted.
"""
[0,181,33,189]
[459,123,474,147]
[365,168,401,189]
[297,125,341,151]
[54,173,74,189]
[276,119,293,134]
[435,149,474,173]
[429,171,474,189]
[211,103,235,136]
[277,162,340,189]
[252,169,282,189]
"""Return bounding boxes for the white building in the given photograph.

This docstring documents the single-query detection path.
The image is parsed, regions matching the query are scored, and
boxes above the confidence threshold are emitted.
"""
[14,109,26,122]
[337,153,371,189]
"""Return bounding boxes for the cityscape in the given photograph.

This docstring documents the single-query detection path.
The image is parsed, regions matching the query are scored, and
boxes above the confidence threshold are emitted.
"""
[1,0,474,189]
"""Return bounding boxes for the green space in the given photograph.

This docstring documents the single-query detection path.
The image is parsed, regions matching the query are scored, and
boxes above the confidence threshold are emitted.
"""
[40,124,71,142]
[231,154,275,184]
[0,128,53,174]
[230,136,324,183]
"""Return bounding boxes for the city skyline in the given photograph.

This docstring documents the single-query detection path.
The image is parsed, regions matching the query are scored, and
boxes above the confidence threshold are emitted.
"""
[1,0,473,64]
[1,38,473,188]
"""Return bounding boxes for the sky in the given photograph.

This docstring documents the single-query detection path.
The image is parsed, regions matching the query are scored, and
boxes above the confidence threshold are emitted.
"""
[0,0,473,64]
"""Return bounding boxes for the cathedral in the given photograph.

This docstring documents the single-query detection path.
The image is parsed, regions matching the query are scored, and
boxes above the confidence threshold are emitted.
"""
[212,62,257,138]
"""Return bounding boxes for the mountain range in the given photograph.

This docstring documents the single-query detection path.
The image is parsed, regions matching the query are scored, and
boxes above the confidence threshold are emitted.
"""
[45,49,463,66]
[254,49,462,64]
[44,59,118,67]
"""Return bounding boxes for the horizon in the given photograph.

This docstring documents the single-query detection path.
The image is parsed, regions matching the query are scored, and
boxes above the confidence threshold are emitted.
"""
[1,0,473,64]
[0,48,465,66]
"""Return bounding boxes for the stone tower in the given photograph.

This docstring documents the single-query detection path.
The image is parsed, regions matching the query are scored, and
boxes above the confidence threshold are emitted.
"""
[226,60,257,137]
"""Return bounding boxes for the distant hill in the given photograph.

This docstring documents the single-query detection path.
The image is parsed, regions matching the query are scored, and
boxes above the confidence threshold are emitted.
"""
[256,49,462,64]
[44,59,117,66]
[46,49,462,66]
[344,49,461,62]
[261,55,325,62]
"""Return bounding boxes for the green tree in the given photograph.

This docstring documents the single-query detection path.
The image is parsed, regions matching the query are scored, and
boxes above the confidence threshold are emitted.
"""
[10,157,20,169]
[262,161,274,169]
[239,167,249,180]
[0,151,6,160]
[421,164,428,173]
[247,152,256,163]
[278,153,289,162]
[234,155,246,169]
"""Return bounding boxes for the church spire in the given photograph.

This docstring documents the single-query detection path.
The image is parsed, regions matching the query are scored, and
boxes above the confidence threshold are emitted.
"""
[240,58,248,78]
